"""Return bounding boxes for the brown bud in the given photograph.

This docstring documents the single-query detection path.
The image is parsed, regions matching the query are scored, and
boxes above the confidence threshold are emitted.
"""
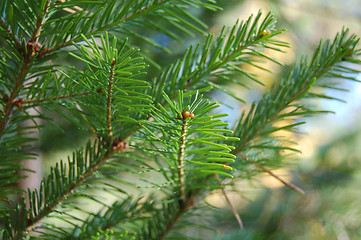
[261,29,271,37]
[97,88,105,93]
[180,110,195,120]
[112,138,126,152]
[27,41,42,57]
[182,110,191,119]
[14,98,23,111]
[34,42,41,52]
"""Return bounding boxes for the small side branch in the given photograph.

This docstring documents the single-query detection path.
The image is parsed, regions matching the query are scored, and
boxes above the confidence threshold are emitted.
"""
[22,91,91,105]
[107,58,116,142]
[241,154,305,195]
[217,176,243,229]
[220,186,244,229]
[0,63,30,136]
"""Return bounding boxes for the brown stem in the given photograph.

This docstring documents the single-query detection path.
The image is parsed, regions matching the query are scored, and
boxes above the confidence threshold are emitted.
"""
[0,62,30,137]
[107,58,116,142]
[178,120,187,202]
[220,186,244,229]
[241,154,305,195]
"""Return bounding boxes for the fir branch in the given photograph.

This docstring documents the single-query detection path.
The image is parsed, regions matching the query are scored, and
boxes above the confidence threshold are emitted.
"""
[65,34,152,139]
[38,0,172,58]
[150,11,288,106]
[124,12,286,141]
[22,142,114,237]
[17,34,151,237]
[231,28,360,155]
[0,0,51,137]
[2,0,361,237]
[134,91,238,238]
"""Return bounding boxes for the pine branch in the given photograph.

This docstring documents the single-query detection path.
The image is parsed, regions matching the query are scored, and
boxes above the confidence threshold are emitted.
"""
[0,0,51,137]
[150,11,288,106]
[130,91,239,238]
[231,28,360,156]
[9,34,152,238]
[38,0,216,58]
[124,11,287,142]
[23,146,112,236]
[39,0,167,57]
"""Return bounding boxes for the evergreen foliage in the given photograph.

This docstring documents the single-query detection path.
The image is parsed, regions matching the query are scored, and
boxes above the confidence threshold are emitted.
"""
[0,0,360,239]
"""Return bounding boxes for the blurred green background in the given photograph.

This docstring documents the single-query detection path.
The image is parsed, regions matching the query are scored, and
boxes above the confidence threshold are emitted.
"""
[36,0,361,239]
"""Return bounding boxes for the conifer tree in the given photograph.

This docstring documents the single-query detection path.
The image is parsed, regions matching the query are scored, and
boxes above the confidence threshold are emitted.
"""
[0,0,360,239]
